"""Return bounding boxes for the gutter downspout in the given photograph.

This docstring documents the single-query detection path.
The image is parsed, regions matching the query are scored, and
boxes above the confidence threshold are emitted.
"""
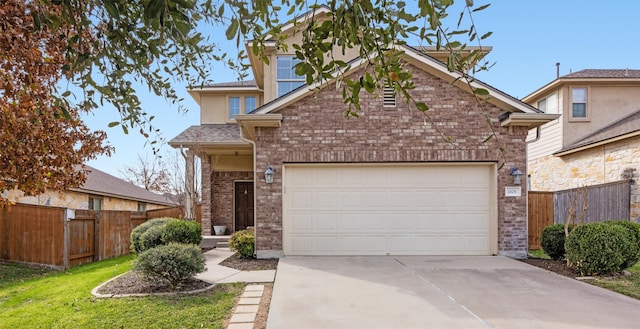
[237,126,259,258]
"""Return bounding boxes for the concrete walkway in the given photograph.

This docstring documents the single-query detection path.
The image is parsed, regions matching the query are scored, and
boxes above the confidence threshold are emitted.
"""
[196,248,276,284]
[268,256,640,329]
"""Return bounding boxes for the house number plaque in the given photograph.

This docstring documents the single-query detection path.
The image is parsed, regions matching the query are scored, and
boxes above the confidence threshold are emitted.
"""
[505,186,521,197]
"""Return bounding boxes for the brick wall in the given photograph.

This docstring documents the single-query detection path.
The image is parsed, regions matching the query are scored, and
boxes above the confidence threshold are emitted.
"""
[252,64,529,258]
[212,171,254,234]
[529,135,640,221]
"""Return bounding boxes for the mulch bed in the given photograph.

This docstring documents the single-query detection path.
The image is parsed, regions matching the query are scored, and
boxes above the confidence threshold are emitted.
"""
[97,271,211,295]
[519,258,579,278]
[219,252,279,271]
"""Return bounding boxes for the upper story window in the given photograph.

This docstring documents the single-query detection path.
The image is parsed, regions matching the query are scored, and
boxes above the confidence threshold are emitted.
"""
[536,93,558,114]
[571,87,588,119]
[229,96,258,119]
[245,96,256,113]
[277,56,305,97]
[229,97,241,119]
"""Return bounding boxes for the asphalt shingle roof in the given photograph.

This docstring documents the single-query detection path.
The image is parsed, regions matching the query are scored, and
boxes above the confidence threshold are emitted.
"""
[201,80,257,88]
[558,109,640,154]
[75,166,178,206]
[562,69,640,79]
[168,124,248,146]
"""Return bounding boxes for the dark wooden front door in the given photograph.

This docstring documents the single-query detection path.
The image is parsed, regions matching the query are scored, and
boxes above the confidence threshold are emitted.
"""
[234,182,254,231]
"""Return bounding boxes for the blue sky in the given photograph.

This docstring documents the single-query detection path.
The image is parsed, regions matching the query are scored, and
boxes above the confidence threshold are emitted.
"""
[83,1,640,177]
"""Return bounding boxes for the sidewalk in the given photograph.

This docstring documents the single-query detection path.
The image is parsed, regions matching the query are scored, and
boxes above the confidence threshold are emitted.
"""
[196,247,276,284]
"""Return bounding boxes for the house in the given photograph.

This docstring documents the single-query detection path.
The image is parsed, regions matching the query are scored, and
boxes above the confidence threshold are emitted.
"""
[4,166,178,211]
[524,69,640,221]
[169,7,557,258]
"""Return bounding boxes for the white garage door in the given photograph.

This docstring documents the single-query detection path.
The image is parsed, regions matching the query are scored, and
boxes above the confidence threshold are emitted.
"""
[283,164,495,255]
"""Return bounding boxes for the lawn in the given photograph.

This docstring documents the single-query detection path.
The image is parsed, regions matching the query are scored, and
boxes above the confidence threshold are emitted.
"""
[591,262,640,300]
[0,255,243,329]
[529,249,640,300]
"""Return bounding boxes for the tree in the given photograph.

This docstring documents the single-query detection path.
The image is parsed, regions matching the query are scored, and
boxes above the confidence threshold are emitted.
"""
[0,0,111,203]
[120,155,172,194]
[1,0,490,203]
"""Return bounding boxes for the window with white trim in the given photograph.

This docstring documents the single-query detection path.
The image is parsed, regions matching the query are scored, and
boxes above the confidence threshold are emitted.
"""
[245,96,256,113]
[88,196,102,211]
[536,93,558,114]
[277,56,305,97]
[229,96,241,119]
[571,87,587,118]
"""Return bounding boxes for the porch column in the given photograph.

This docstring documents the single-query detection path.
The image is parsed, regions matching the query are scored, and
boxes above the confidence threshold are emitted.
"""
[184,150,195,221]
[200,154,212,235]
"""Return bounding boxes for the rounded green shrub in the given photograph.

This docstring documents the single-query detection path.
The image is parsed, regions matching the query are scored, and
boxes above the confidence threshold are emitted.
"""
[541,224,572,260]
[130,217,176,253]
[139,224,167,252]
[161,220,203,246]
[229,229,255,259]
[134,243,206,288]
[605,220,640,268]
[565,222,639,276]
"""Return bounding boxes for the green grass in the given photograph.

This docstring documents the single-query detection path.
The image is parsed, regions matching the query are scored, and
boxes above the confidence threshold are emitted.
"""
[591,262,640,300]
[528,249,551,259]
[0,255,244,329]
[0,263,57,287]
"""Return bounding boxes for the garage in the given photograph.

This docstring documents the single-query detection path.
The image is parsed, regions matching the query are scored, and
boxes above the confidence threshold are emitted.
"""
[282,163,496,256]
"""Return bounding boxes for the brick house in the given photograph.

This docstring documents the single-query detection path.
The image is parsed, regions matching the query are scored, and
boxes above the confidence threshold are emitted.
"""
[524,69,640,221]
[169,7,556,258]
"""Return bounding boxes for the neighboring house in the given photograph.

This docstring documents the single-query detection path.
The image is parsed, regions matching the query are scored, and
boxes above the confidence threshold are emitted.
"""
[5,166,178,211]
[170,6,556,258]
[524,69,640,221]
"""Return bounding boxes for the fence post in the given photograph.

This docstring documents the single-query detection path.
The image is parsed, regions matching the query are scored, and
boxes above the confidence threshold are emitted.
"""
[63,209,74,269]
[93,211,100,261]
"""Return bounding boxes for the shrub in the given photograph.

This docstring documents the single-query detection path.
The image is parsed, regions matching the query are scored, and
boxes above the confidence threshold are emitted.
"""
[130,217,176,253]
[229,229,254,259]
[139,224,167,252]
[541,224,573,260]
[134,243,206,288]
[161,220,203,246]
[565,222,639,275]
[605,220,640,268]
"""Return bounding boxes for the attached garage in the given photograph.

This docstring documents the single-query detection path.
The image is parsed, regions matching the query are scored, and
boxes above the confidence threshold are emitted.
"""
[283,163,497,256]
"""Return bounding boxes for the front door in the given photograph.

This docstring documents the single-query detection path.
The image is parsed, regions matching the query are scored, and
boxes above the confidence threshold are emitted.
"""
[234,181,254,231]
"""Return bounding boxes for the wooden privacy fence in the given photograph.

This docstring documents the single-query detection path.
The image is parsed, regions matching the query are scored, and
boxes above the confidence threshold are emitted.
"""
[528,180,631,249]
[147,205,202,225]
[554,180,631,224]
[527,192,554,250]
[0,204,199,269]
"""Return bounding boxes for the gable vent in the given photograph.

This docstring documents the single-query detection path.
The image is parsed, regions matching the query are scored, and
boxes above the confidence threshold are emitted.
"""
[383,83,396,107]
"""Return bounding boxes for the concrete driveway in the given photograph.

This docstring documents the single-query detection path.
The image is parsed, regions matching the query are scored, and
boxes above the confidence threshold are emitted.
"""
[267,256,640,329]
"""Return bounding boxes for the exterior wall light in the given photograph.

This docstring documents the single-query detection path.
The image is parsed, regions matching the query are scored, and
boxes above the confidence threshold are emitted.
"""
[510,167,523,185]
[264,165,275,184]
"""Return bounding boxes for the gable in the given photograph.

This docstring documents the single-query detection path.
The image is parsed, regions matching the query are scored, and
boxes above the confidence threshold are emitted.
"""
[251,44,542,117]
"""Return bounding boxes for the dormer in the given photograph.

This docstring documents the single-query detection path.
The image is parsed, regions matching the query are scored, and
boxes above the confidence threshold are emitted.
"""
[188,80,263,124]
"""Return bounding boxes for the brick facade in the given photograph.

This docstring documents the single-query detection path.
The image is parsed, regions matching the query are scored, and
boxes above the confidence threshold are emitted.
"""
[211,171,254,234]
[252,65,529,258]
[529,135,640,221]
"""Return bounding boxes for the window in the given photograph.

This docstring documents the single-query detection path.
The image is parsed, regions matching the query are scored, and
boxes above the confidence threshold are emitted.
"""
[137,202,146,212]
[245,96,256,113]
[536,93,557,114]
[229,97,241,119]
[277,56,305,97]
[88,196,102,211]
[571,87,587,118]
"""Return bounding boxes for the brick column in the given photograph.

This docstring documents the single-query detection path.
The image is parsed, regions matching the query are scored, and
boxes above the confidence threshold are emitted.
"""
[200,154,212,235]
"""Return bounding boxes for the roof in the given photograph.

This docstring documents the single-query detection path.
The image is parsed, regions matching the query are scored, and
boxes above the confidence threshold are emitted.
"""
[168,124,248,146]
[201,80,257,88]
[71,166,178,206]
[555,109,640,156]
[562,69,640,79]
[524,68,640,102]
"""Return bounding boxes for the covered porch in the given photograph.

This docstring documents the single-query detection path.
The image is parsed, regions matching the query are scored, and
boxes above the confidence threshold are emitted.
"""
[169,124,254,235]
